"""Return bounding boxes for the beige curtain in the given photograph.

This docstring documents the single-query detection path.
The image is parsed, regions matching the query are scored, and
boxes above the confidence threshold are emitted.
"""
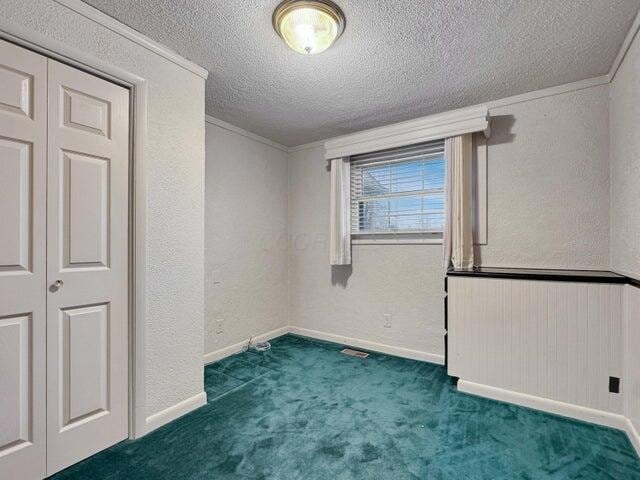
[443,134,474,270]
[329,157,351,265]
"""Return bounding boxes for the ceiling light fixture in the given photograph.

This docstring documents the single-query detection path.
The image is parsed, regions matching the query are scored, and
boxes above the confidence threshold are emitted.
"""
[272,0,345,55]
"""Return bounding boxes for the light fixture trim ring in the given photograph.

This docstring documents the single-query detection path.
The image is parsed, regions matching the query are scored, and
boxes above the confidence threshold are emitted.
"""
[272,0,346,45]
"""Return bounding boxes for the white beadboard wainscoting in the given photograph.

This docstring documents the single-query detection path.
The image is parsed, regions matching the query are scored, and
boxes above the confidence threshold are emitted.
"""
[448,276,624,418]
[625,284,640,453]
[448,273,640,455]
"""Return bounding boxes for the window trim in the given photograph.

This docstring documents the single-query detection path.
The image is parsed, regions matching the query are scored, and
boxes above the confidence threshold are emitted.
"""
[352,232,443,245]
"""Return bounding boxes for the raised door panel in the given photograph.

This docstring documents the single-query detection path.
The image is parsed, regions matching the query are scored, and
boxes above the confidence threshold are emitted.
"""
[0,315,31,454]
[0,39,47,480]
[0,139,31,273]
[62,87,110,138]
[47,59,129,476]
[60,304,109,429]
[62,150,110,269]
[0,64,32,118]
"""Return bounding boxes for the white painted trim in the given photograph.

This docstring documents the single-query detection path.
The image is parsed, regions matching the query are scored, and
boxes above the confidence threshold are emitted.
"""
[0,17,152,441]
[486,75,609,110]
[457,380,627,430]
[324,106,489,159]
[608,9,640,82]
[473,134,488,245]
[0,19,145,87]
[145,392,207,434]
[289,326,445,365]
[352,237,443,245]
[626,418,640,457]
[204,326,290,365]
[205,115,288,153]
[288,140,325,153]
[203,324,445,366]
[131,82,148,440]
[289,76,610,153]
[53,0,208,79]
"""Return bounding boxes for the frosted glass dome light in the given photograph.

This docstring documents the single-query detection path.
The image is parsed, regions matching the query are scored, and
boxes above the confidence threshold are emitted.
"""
[273,0,345,55]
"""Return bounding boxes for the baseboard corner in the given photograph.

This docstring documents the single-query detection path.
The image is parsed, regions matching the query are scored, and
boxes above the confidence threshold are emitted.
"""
[145,391,207,434]
[457,379,627,431]
[203,326,291,365]
[289,326,445,365]
[626,418,640,457]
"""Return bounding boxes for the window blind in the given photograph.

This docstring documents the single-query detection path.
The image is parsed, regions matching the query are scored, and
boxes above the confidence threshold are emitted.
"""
[350,140,445,235]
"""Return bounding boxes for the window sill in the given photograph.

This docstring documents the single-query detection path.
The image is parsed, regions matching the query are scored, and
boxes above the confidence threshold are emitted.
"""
[352,234,443,245]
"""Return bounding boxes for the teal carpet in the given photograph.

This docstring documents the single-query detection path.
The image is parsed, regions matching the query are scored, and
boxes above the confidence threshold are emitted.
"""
[51,334,640,479]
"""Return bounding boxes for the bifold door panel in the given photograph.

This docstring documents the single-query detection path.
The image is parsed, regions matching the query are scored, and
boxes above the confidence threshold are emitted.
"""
[0,39,48,480]
[46,59,129,476]
[0,39,130,480]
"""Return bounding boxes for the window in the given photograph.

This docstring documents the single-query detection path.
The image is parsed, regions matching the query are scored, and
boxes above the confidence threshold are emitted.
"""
[350,140,445,238]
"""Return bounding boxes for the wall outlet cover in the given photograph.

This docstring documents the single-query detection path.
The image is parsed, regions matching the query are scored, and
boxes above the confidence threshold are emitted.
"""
[609,376,620,394]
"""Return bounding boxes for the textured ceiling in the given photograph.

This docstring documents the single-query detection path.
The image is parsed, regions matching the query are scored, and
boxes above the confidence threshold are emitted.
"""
[83,0,639,146]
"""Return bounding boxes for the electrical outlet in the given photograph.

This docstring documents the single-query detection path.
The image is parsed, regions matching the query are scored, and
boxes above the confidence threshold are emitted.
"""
[609,376,620,393]
[383,314,392,328]
[216,319,224,334]
[212,269,222,285]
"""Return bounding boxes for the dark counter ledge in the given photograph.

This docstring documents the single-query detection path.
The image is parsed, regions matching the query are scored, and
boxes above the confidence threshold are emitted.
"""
[446,267,631,284]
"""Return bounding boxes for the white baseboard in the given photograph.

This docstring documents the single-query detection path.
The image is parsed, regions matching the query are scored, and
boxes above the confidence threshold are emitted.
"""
[145,391,207,434]
[203,325,444,366]
[457,380,627,430]
[627,418,640,457]
[289,326,445,365]
[203,326,290,365]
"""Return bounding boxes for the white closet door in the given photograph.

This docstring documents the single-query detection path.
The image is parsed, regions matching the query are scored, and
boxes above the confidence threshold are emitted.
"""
[0,39,47,480]
[46,59,130,475]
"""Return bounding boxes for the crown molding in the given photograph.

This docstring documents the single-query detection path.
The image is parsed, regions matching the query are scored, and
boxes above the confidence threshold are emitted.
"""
[54,0,208,79]
[205,115,288,153]
[285,75,610,155]
[323,105,489,159]
[486,75,609,110]
[608,8,640,82]
[288,140,325,154]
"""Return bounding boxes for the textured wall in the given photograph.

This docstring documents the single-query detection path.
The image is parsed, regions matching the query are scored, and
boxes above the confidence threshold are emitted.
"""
[205,122,289,355]
[2,1,206,419]
[288,144,446,356]
[479,85,611,269]
[610,31,640,279]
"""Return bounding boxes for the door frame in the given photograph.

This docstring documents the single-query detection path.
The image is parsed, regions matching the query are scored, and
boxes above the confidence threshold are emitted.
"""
[0,22,148,439]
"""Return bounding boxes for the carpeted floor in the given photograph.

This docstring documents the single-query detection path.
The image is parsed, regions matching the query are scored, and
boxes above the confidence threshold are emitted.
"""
[50,334,640,479]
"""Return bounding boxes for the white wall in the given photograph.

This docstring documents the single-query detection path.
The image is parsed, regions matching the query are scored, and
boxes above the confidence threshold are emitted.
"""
[610,28,640,279]
[2,1,206,421]
[288,84,611,359]
[205,120,289,357]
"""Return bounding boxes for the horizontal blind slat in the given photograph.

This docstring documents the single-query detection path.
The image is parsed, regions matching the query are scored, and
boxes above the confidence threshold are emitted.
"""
[350,139,445,234]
